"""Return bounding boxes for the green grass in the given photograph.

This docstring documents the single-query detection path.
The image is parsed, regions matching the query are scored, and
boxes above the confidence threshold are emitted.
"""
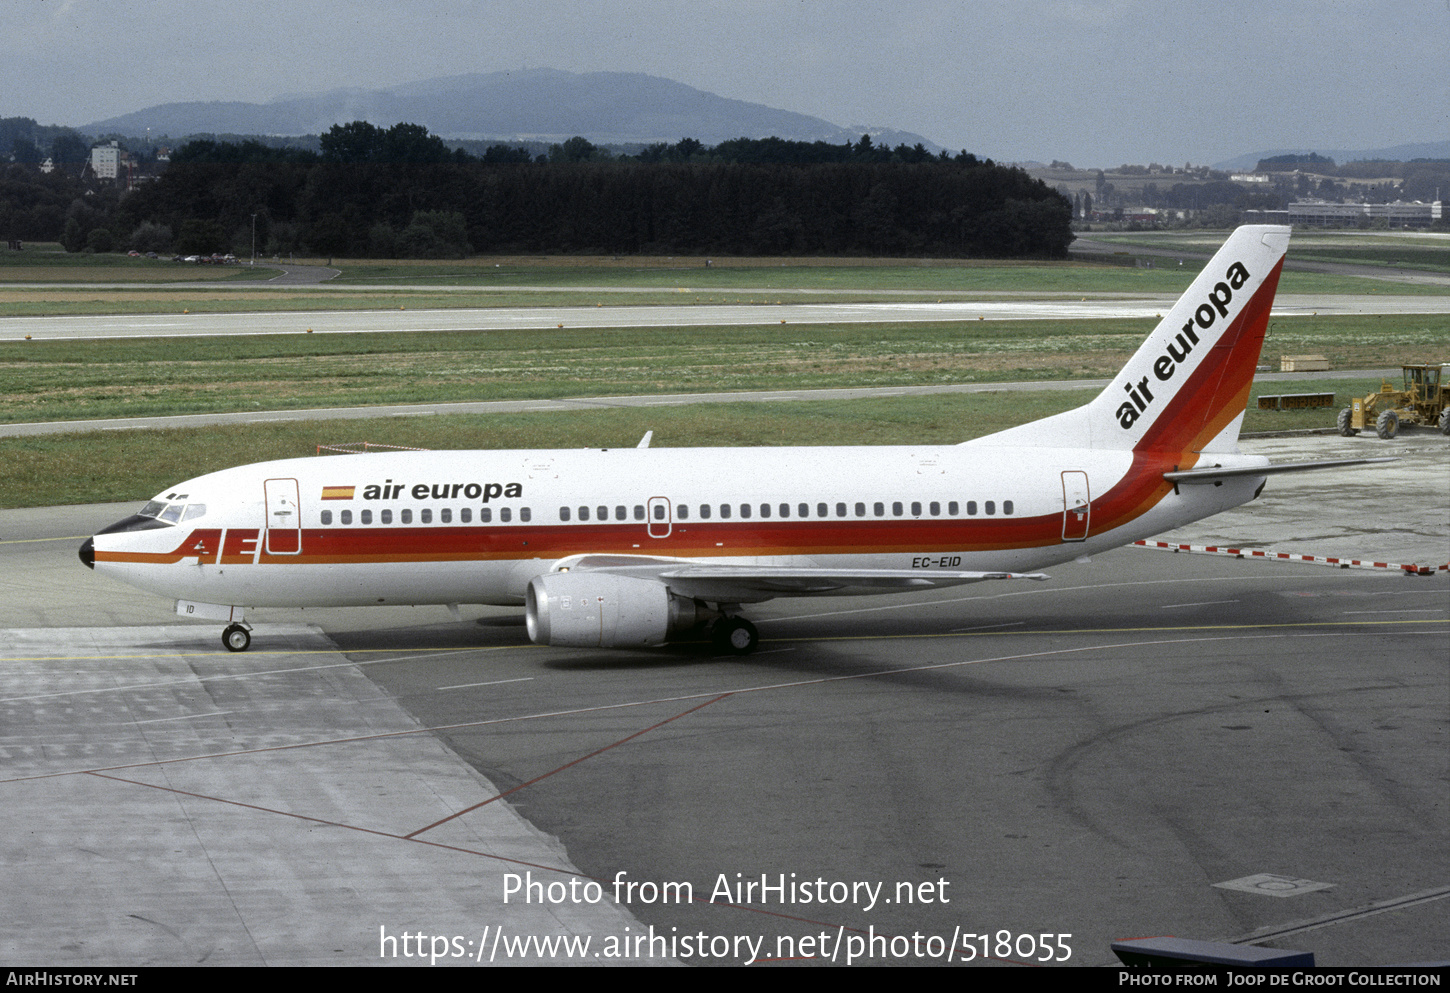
[6,314,1446,424]
[0,376,1399,509]
[1,248,1445,320]
[1090,230,1450,274]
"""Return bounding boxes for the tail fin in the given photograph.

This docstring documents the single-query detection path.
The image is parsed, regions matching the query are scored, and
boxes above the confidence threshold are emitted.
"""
[970,225,1289,455]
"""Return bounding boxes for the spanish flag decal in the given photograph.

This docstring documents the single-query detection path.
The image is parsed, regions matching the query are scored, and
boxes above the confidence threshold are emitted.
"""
[321,485,355,500]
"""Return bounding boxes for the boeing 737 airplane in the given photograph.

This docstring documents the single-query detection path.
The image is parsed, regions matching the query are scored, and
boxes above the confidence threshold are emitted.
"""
[80,225,1384,654]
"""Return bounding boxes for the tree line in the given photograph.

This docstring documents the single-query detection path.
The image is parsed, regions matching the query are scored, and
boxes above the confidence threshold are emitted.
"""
[7,121,1073,259]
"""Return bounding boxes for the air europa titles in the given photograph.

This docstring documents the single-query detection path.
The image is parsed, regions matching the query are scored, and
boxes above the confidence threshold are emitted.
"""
[1116,259,1252,430]
[356,478,524,502]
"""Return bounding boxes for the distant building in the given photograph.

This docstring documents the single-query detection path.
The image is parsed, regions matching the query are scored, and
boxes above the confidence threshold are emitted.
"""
[1230,173,1270,183]
[90,141,121,179]
[1287,199,1443,228]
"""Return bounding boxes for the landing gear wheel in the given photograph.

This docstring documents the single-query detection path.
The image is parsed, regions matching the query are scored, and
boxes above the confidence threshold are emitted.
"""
[222,624,251,652]
[712,616,759,656]
[1337,407,1358,437]
[1375,409,1399,440]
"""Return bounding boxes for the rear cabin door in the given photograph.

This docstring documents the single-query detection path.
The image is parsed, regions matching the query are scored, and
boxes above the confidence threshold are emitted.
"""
[1061,471,1090,542]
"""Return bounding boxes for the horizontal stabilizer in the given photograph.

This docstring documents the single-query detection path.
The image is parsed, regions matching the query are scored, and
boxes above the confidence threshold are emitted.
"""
[1164,457,1398,484]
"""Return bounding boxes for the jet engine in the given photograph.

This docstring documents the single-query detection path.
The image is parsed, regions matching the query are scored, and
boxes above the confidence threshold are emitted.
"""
[525,572,706,648]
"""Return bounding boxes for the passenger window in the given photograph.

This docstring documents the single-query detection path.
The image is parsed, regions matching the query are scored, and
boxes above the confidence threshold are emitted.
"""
[948,501,958,516]
[966,501,977,515]
[381,509,393,524]
[441,508,451,523]
[854,502,865,517]
[461,508,472,523]
[892,502,903,516]
[700,504,711,519]
[740,504,751,518]
[985,501,995,515]
[521,507,531,522]
[758,504,769,518]
[720,504,731,519]
[361,510,372,525]
[1004,500,1013,515]
[321,510,333,525]
[421,508,432,524]
[615,506,626,521]
[597,506,607,521]
[560,507,571,522]
[480,508,492,523]
[929,502,940,516]
[578,506,590,521]
[873,502,884,517]
[782,504,792,518]
[912,502,922,516]
[653,504,665,520]
[341,510,352,525]
[400,509,412,524]
[802,503,812,518]
[501,508,512,523]
[677,504,688,519]
[633,505,644,521]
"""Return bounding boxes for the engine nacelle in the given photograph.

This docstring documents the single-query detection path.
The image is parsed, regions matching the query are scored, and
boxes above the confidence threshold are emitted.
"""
[525,572,705,648]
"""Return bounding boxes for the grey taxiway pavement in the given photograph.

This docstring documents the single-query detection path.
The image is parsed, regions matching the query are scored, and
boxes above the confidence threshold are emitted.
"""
[5,292,1450,344]
[1,434,1445,967]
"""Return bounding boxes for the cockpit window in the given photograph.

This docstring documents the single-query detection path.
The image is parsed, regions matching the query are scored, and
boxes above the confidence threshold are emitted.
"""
[138,500,205,524]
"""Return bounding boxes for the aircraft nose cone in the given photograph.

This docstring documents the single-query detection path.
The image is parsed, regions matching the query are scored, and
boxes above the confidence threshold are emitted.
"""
[79,537,94,569]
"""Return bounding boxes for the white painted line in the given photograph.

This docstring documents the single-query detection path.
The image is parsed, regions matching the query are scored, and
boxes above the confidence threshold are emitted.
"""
[130,711,234,724]
[437,677,535,691]
[1161,600,1240,608]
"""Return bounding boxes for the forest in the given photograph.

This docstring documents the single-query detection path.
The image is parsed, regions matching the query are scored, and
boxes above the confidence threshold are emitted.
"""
[8,122,1075,259]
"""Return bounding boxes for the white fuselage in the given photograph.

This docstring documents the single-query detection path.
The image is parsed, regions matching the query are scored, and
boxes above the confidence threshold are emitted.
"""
[90,443,1265,610]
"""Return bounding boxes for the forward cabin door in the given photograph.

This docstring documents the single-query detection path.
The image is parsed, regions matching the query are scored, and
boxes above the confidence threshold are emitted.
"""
[264,478,302,554]
[1061,471,1090,542]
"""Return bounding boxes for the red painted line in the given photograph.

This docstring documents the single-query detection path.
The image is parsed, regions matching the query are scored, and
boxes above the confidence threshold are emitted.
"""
[404,692,735,840]
[1134,540,1450,574]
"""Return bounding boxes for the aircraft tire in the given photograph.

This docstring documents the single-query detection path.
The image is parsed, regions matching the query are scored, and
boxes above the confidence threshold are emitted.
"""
[1337,407,1358,437]
[222,624,251,652]
[713,617,759,656]
[1375,409,1398,439]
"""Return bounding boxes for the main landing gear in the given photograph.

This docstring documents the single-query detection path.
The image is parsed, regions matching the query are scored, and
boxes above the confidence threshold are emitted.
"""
[710,615,759,655]
[222,623,252,652]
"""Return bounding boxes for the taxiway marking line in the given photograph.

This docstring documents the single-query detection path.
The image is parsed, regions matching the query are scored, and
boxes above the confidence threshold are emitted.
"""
[5,627,1439,786]
[2,618,1444,705]
[404,692,734,839]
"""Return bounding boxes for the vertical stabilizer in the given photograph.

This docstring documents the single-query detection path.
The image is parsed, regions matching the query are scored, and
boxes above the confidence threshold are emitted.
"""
[968,225,1289,455]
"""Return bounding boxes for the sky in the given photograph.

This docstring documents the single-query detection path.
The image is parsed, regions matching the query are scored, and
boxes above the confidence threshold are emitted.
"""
[4,0,1447,168]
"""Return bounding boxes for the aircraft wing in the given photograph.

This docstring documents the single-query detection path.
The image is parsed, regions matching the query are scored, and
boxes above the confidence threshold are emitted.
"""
[551,554,1047,602]
[1164,457,1397,484]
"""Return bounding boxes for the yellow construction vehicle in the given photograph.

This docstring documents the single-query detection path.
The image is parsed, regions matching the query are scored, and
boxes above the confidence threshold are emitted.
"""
[1338,364,1450,438]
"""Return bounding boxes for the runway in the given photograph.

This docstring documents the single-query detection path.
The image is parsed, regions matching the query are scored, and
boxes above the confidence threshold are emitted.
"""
[2,434,1445,966]
[5,292,1450,342]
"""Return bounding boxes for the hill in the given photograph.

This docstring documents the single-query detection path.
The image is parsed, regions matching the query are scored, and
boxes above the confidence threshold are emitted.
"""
[80,68,939,150]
